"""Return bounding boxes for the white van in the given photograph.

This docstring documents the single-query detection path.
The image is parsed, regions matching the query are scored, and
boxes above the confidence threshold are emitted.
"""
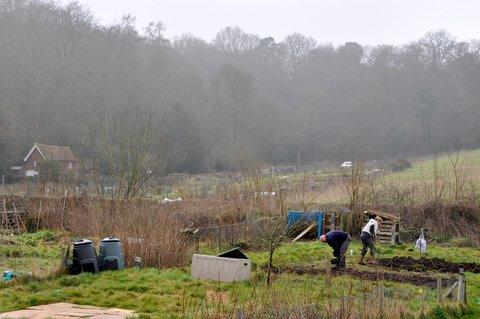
[340,161,353,168]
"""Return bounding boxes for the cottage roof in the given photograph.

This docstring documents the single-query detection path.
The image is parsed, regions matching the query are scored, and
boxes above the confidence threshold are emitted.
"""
[24,143,78,162]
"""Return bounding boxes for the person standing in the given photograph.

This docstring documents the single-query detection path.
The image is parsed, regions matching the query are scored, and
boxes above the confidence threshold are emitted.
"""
[320,230,352,270]
[359,216,382,265]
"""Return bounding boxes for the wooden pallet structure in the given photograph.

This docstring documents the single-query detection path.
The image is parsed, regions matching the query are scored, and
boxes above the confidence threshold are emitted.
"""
[363,209,401,244]
[287,208,401,244]
[1,197,27,233]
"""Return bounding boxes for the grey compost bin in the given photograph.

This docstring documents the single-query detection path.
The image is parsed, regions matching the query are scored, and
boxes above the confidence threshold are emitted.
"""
[97,237,125,270]
[69,239,100,275]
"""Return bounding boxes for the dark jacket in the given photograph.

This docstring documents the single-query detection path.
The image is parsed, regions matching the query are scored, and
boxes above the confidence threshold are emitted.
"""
[325,230,349,258]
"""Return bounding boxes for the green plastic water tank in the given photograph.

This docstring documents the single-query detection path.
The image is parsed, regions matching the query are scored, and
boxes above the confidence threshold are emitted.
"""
[98,237,125,270]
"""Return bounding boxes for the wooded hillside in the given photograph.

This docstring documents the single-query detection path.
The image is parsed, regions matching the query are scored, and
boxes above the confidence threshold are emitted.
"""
[1,0,480,177]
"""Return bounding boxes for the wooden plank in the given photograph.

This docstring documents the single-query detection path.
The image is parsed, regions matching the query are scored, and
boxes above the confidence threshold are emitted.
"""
[292,222,317,242]
[365,209,400,222]
[444,281,458,299]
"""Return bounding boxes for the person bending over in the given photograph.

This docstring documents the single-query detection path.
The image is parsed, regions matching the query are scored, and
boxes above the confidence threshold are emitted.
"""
[320,230,352,270]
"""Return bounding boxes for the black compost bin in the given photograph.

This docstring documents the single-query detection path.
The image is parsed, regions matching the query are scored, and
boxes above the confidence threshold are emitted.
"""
[69,239,99,275]
[98,237,125,271]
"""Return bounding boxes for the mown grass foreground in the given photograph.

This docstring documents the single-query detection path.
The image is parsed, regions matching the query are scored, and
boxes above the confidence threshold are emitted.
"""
[1,231,480,318]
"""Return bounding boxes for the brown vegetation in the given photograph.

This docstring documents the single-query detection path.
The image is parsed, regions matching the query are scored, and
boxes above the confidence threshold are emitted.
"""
[400,202,480,243]
[3,194,282,267]
[2,178,480,270]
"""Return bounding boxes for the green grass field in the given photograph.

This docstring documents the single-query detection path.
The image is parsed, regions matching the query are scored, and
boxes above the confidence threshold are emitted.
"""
[1,231,479,318]
[384,149,480,181]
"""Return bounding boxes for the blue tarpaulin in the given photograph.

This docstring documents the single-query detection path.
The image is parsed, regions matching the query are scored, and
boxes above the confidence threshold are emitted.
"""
[287,211,323,240]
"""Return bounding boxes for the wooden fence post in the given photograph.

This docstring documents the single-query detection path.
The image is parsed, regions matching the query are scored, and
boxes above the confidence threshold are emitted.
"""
[379,284,384,316]
[458,265,467,304]
[325,259,331,286]
[437,277,442,303]
[244,220,247,242]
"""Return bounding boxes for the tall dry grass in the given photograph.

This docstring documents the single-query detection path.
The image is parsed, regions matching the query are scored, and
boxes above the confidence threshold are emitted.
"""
[4,194,285,268]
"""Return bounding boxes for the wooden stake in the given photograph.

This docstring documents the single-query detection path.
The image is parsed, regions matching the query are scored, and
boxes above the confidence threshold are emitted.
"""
[325,259,331,286]
[437,277,442,303]
[458,272,466,304]
[379,284,384,315]
[292,222,316,242]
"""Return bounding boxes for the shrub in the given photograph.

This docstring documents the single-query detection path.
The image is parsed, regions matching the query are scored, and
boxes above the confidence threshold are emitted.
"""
[389,158,412,172]
[16,230,57,246]
[37,159,62,183]
[429,306,447,319]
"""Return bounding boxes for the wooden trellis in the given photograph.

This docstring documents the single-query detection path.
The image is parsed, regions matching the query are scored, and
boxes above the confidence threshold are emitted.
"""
[1,198,27,233]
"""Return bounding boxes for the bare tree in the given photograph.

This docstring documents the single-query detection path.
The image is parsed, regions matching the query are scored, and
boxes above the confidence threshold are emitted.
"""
[281,33,317,73]
[422,154,446,202]
[447,147,467,203]
[342,158,367,210]
[214,26,259,53]
[245,164,293,286]
[211,64,259,169]
[416,30,462,70]
[83,106,171,199]
[51,2,94,90]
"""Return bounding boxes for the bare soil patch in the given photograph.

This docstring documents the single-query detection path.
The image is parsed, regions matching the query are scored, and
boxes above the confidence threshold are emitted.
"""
[269,265,456,287]
[269,256,480,287]
[377,256,480,273]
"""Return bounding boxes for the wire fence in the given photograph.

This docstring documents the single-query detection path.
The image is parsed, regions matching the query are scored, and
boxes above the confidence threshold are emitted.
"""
[193,222,248,249]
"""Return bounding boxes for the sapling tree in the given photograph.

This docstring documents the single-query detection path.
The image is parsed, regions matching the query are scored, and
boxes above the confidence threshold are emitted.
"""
[447,147,467,203]
[246,162,315,285]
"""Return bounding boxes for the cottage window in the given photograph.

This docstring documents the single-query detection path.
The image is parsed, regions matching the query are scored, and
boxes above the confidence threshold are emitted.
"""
[68,162,73,170]
[33,160,37,168]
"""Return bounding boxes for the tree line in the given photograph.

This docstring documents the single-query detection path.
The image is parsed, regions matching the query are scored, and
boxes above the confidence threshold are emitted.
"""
[1,0,480,180]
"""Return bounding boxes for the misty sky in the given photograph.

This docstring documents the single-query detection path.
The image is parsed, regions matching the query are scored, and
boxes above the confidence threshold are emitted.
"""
[72,0,479,46]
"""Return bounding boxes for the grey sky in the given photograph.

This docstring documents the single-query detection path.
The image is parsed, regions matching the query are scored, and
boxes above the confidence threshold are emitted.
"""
[74,0,479,46]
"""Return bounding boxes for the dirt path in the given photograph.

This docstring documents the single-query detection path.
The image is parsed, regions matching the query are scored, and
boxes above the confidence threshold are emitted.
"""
[0,302,134,319]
